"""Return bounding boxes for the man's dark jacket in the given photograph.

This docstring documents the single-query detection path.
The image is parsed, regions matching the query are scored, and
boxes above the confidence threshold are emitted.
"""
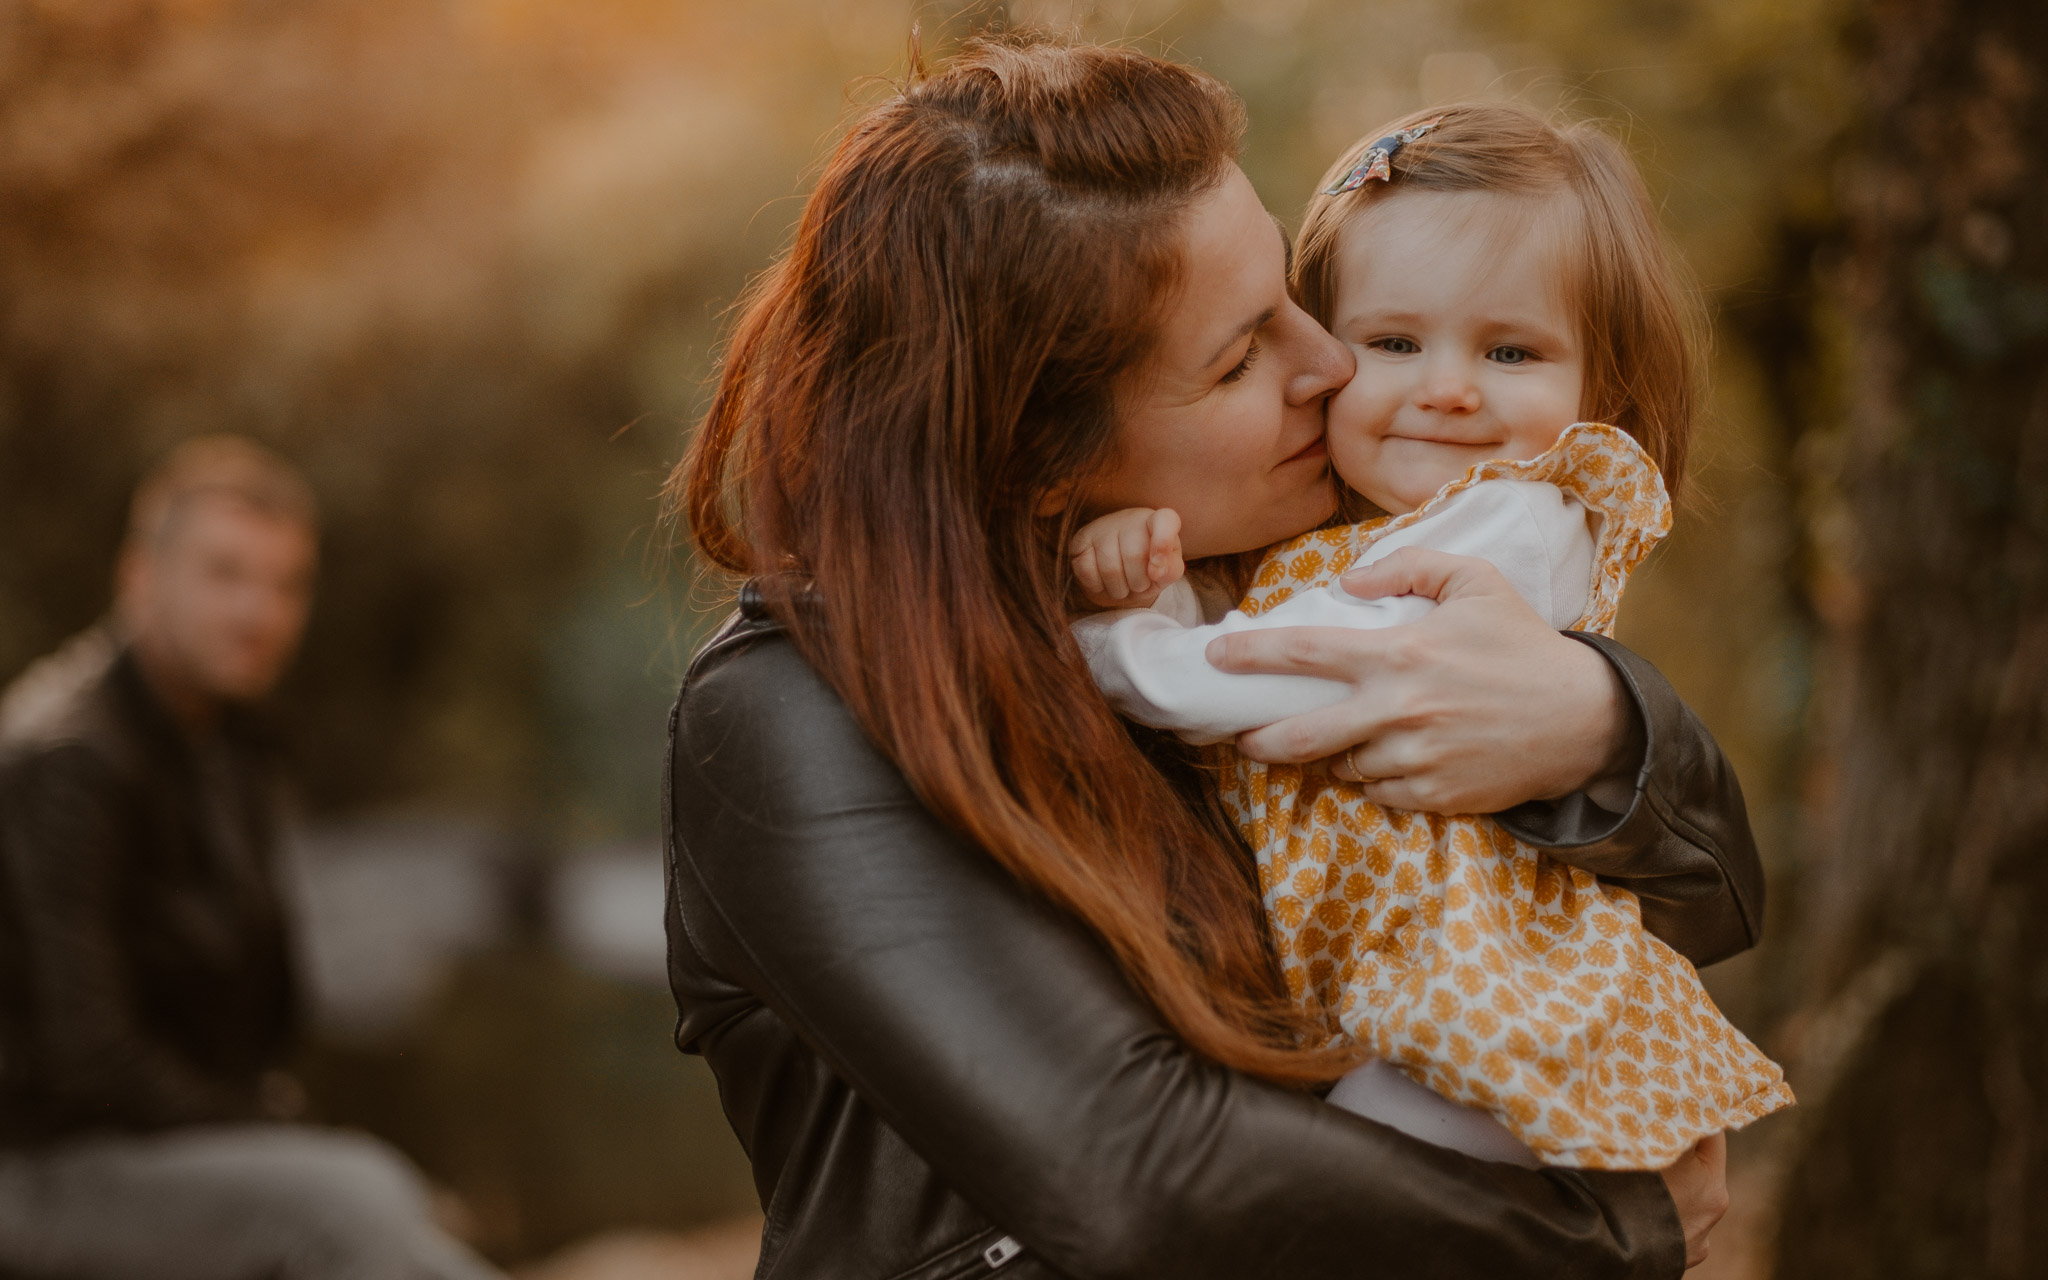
[0,631,295,1145]
[665,595,1766,1280]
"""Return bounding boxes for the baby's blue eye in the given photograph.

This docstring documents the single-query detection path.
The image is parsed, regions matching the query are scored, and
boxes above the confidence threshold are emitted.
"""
[1489,346,1532,365]
[1372,337,1420,354]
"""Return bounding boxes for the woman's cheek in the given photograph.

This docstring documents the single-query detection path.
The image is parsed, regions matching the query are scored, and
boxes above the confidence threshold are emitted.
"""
[1203,389,1276,478]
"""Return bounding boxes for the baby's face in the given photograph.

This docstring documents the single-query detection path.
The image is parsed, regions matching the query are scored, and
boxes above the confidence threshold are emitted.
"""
[1324,189,1584,514]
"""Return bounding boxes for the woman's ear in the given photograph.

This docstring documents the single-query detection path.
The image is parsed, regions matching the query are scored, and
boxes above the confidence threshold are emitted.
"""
[1035,480,1076,518]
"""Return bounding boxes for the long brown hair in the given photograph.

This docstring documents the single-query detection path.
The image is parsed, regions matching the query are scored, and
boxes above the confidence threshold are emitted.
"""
[1295,102,1705,495]
[674,39,1344,1082]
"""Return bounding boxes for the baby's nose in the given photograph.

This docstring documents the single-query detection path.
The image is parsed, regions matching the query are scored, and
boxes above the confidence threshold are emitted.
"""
[1414,364,1481,412]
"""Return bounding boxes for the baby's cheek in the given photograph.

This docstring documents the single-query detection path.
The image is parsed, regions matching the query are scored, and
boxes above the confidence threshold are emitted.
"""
[1333,439,1421,514]
[1325,427,1379,496]
[1326,385,1385,473]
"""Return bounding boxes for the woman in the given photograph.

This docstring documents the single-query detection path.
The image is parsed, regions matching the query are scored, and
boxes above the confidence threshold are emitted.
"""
[664,39,1750,1278]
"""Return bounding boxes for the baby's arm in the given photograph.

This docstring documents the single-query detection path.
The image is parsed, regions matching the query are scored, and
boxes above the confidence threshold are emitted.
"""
[1070,507,1185,610]
[1073,575,1421,744]
[1073,481,1592,744]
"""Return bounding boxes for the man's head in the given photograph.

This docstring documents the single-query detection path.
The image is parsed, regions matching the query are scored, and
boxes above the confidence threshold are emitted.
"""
[116,436,319,708]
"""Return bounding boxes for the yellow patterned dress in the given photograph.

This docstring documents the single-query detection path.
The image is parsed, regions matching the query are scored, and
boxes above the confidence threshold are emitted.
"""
[1220,423,1795,1169]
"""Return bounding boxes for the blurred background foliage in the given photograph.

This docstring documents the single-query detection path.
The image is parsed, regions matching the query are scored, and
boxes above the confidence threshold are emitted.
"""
[5,0,2040,1275]
[0,0,1846,850]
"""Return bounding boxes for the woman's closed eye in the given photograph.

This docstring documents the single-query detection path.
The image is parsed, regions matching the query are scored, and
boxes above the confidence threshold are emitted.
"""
[1219,337,1262,384]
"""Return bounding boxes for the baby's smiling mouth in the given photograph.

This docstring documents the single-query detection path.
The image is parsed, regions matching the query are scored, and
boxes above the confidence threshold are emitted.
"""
[1385,432,1499,449]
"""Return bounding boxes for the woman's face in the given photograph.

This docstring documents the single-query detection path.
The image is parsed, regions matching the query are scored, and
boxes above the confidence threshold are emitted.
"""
[1082,166,1354,561]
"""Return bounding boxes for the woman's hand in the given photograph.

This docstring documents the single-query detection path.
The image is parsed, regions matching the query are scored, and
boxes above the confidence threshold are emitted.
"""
[1659,1133,1729,1268]
[1204,548,1639,814]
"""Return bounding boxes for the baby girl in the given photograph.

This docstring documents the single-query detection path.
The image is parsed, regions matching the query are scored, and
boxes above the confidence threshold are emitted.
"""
[1070,102,1792,1169]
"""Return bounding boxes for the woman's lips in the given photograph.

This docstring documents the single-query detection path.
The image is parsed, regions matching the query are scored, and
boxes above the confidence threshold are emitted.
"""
[1282,436,1328,465]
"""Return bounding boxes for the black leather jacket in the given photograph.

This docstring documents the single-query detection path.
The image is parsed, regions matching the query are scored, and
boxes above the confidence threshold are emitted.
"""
[0,633,295,1146]
[664,597,1763,1280]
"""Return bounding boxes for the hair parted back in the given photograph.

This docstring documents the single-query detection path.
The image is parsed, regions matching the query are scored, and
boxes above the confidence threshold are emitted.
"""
[1296,101,1705,495]
[130,434,319,550]
[673,36,1350,1083]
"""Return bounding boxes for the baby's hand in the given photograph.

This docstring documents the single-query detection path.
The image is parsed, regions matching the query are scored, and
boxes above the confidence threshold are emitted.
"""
[1070,507,1184,609]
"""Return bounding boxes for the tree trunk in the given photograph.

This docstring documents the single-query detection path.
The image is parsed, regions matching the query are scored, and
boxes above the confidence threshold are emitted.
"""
[1770,0,2048,1275]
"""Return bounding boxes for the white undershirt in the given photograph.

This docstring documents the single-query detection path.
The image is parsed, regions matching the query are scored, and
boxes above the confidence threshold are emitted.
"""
[1073,479,1597,745]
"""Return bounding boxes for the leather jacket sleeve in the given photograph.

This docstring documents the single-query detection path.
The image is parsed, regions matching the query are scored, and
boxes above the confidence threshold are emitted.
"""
[1495,632,1764,967]
[668,627,1688,1279]
[0,743,263,1130]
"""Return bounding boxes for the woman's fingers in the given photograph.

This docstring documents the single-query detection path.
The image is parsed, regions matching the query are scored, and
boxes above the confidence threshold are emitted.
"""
[1235,690,1399,765]
[1660,1132,1730,1269]
[1341,546,1515,605]
[1214,562,1632,812]
[1204,551,1519,679]
[1351,776,1428,813]
[1324,752,1434,812]
[1207,628,1420,768]
[1203,549,1635,811]
[1333,734,1422,784]
[1205,624,1390,681]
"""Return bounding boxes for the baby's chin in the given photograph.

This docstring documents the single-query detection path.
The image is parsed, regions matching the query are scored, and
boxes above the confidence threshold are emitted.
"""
[1330,443,1463,516]
[1346,471,1459,517]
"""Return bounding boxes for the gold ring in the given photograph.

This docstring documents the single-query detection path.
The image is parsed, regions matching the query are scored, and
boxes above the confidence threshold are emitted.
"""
[1353,748,1386,787]
[1334,745,1378,785]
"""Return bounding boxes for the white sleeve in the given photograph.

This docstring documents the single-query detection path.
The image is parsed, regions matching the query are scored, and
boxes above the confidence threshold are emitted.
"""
[1071,481,1595,744]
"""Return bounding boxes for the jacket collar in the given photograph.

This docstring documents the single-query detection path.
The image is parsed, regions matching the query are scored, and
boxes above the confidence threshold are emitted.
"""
[106,641,278,762]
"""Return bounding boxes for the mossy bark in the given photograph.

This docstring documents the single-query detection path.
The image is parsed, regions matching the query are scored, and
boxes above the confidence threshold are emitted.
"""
[1771,0,2048,1275]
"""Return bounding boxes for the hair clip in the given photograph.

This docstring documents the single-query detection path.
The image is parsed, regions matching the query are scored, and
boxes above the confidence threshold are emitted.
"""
[1323,115,1446,195]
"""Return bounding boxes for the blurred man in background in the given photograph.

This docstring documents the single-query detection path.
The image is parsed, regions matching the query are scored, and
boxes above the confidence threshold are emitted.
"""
[0,437,499,1279]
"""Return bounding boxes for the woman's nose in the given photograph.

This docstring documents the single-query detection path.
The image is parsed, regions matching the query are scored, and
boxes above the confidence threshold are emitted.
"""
[1278,301,1355,406]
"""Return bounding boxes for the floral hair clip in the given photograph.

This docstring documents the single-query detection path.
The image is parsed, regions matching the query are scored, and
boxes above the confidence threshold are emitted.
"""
[1323,115,1446,195]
